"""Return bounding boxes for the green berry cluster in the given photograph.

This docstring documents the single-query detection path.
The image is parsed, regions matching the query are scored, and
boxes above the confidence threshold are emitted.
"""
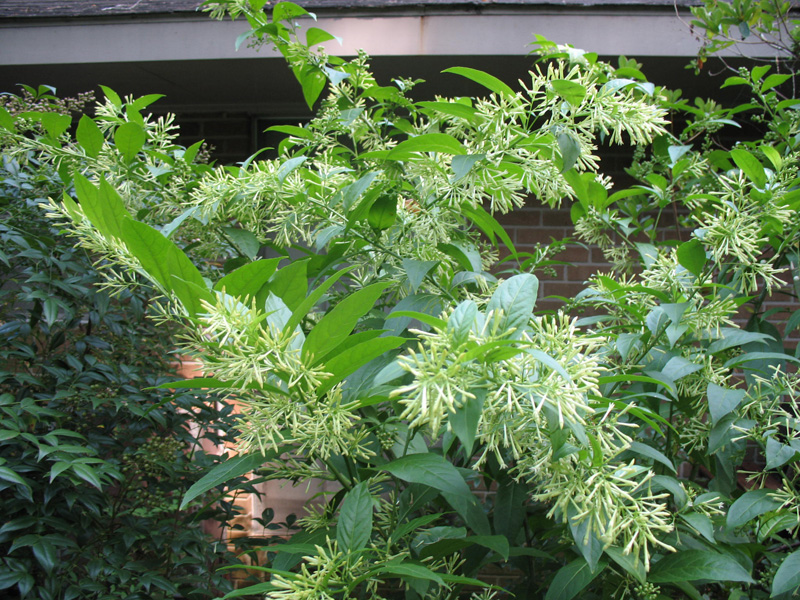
[633,582,661,600]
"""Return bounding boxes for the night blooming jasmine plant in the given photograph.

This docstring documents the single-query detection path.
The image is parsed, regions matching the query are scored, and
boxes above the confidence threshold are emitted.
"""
[3,0,800,597]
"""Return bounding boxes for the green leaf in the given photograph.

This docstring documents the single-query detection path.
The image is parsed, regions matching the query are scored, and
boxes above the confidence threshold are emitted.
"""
[707,383,746,426]
[730,148,767,188]
[38,112,71,139]
[461,203,516,255]
[119,219,212,317]
[368,195,397,231]
[486,273,539,338]
[544,557,606,600]
[383,454,471,497]
[76,115,104,158]
[761,73,791,92]
[676,238,706,277]
[214,258,282,300]
[627,441,675,472]
[221,226,261,259]
[451,154,485,181]
[73,175,129,240]
[442,67,514,97]
[551,79,587,107]
[337,482,373,553]
[727,489,782,529]
[268,259,308,312]
[306,26,338,47]
[114,121,146,163]
[318,335,405,394]
[220,582,279,599]
[649,550,754,584]
[417,100,477,121]
[449,389,485,456]
[766,436,798,470]
[283,266,354,337]
[377,562,443,585]
[568,504,604,572]
[557,133,581,172]
[277,155,307,184]
[299,66,326,110]
[304,281,390,364]
[181,451,279,509]
[604,546,645,583]
[0,106,15,131]
[0,466,32,492]
[402,259,438,294]
[386,133,466,160]
[71,463,103,489]
[772,547,800,597]
[273,1,311,22]
[680,512,716,543]
[32,539,57,573]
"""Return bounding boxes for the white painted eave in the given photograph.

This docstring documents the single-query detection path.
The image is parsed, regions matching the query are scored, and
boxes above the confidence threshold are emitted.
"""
[0,9,721,66]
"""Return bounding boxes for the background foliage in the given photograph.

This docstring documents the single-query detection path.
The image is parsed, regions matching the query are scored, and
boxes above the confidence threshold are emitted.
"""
[0,88,262,600]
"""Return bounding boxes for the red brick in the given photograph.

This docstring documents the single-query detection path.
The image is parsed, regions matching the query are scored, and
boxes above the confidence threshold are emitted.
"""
[567,263,613,282]
[541,209,574,227]
[515,227,570,244]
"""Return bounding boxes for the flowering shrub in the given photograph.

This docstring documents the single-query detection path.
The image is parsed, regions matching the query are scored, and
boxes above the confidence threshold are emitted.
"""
[3,0,800,597]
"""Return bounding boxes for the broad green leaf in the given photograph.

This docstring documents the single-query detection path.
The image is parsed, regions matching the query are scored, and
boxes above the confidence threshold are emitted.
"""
[461,203,516,255]
[267,259,308,312]
[402,259,438,294]
[341,171,379,211]
[214,258,282,300]
[677,238,706,276]
[337,482,374,553]
[304,281,390,363]
[604,546,645,583]
[760,144,782,170]
[544,557,606,600]
[221,226,261,259]
[76,115,104,158]
[376,562,443,585]
[71,463,104,489]
[680,512,716,543]
[73,175,129,240]
[390,514,444,545]
[32,539,57,573]
[120,219,212,317]
[318,336,405,395]
[0,466,32,492]
[707,383,746,425]
[557,132,581,172]
[0,106,15,131]
[447,300,478,346]
[386,133,466,160]
[220,582,279,599]
[486,273,539,338]
[37,112,71,139]
[451,154,485,181]
[568,504,604,572]
[661,356,702,380]
[266,124,313,139]
[368,195,397,231]
[283,266,354,337]
[766,436,798,470]
[761,73,791,92]
[273,2,311,23]
[277,155,307,184]
[181,451,279,509]
[448,389,485,456]
[442,66,514,97]
[652,475,688,509]
[649,550,754,584]
[627,441,675,472]
[114,121,146,163]
[730,148,767,188]
[708,328,773,353]
[727,489,782,529]
[418,534,509,561]
[307,26,338,47]
[300,65,326,110]
[417,100,477,121]
[383,453,471,497]
[551,79,587,107]
[772,547,800,597]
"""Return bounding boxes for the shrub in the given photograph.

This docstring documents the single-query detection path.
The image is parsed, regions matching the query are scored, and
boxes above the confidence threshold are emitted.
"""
[3,1,800,598]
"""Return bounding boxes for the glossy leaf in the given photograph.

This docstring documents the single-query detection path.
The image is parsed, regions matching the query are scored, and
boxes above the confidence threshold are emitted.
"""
[386,133,466,160]
[730,148,767,188]
[114,122,146,163]
[486,273,539,338]
[649,550,754,583]
[772,547,800,597]
[442,66,514,97]
[76,115,104,158]
[544,557,606,600]
[337,482,373,553]
[727,489,782,529]
[181,451,280,509]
